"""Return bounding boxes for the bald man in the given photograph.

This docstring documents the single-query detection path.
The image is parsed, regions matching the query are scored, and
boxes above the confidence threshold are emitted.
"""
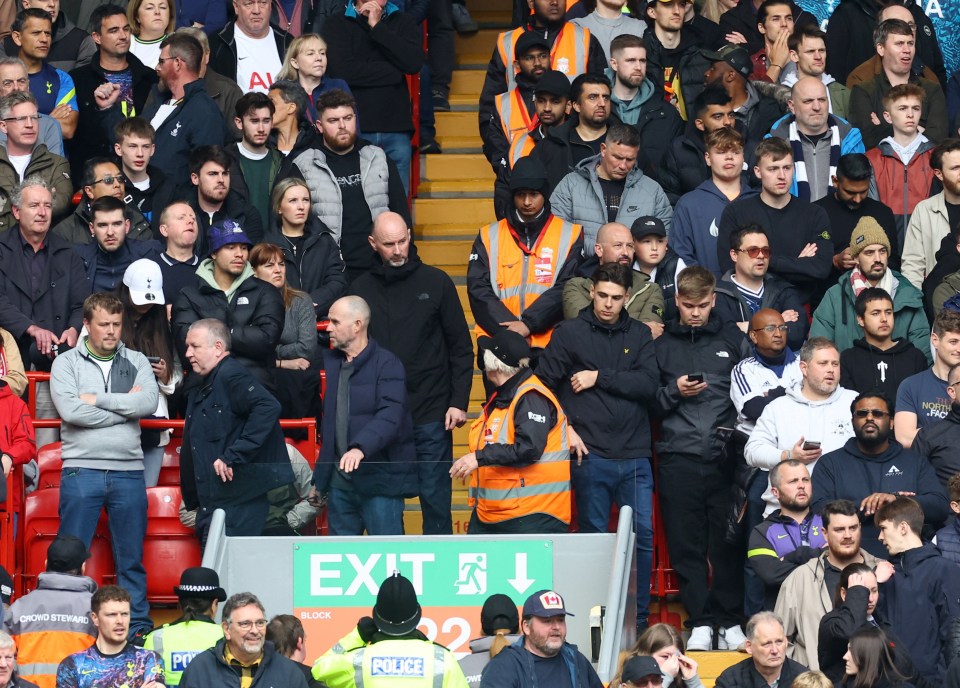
[767,76,865,201]
[562,222,666,337]
[348,213,473,534]
[310,295,418,535]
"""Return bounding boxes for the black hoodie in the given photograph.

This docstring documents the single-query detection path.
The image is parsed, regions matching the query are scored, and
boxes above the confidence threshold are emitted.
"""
[840,338,929,400]
[913,404,960,487]
[921,232,960,320]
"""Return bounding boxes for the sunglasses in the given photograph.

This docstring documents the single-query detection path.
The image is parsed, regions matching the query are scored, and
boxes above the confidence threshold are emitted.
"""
[736,246,772,258]
[853,409,890,419]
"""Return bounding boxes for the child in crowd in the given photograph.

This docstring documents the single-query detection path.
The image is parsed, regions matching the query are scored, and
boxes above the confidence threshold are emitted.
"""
[631,216,685,326]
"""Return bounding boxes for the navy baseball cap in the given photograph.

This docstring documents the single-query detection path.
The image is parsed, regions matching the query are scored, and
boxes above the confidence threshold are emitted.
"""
[522,590,575,618]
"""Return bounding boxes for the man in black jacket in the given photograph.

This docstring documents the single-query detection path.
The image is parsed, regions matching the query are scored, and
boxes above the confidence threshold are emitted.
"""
[537,262,659,629]
[715,612,808,688]
[655,265,750,650]
[348,212,473,535]
[912,364,960,488]
[719,0,815,56]
[208,0,292,90]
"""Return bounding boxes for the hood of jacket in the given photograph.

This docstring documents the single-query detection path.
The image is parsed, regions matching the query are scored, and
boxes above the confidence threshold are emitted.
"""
[769,112,856,141]
[835,269,923,312]
[36,571,98,593]
[196,258,255,299]
[693,177,758,203]
[368,254,425,284]
[934,231,960,266]
[875,137,938,161]
[784,381,849,407]
[663,313,724,339]
[573,153,646,187]
[836,435,905,464]
[850,337,918,357]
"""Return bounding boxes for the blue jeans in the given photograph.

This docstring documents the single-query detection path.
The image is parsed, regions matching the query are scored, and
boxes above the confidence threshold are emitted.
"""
[59,468,150,635]
[365,131,411,196]
[414,422,453,535]
[572,455,654,625]
[328,488,405,535]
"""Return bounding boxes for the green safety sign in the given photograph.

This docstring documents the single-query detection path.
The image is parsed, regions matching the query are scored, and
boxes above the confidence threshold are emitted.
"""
[293,540,554,607]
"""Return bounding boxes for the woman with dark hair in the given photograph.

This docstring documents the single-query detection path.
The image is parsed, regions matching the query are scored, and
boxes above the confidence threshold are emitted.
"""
[458,594,521,688]
[118,259,181,487]
[613,623,703,688]
[841,627,915,688]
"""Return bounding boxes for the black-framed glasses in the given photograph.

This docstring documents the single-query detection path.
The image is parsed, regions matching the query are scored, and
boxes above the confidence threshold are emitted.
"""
[751,324,789,334]
[156,55,180,66]
[93,174,125,185]
[736,246,771,258]
[2,114,39,124]
[853,409,890,419]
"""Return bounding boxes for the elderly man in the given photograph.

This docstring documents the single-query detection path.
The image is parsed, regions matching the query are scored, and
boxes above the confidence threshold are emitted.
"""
[312,296,417,536]
[208,0,291,92]
[0,630,37,688]
[179,592,308,688]
[181,318,294,541]
[451,329,571,535]
[715,612,807,687]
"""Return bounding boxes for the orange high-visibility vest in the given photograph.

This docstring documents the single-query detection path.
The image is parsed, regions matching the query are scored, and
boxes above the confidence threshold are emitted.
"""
[496,24,590,91]
[468,374,571,525]
[508,131,537,168]
[475,215,581,349]
[495,88,538,144]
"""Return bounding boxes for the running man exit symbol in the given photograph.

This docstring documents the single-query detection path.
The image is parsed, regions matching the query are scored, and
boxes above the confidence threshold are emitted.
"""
[455,553,487,595]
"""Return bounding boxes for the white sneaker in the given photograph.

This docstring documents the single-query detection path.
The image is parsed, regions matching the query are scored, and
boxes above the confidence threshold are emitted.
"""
[718,625,747,651]
[687,625,713,651]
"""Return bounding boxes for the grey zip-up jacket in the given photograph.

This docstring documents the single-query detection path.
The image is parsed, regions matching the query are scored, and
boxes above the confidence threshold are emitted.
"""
[50,337,159,470]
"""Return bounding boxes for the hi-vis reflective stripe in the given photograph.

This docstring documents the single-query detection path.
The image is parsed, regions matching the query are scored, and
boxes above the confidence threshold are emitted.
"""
[509,133,535,168]
[499,25,589,91]
[474,480,571,501]
[747,548,778,559]
[20,661,61,678]
[353,646,447,688]
[490,380,569,454]
[496,89,535,142]
[484,218,578,307]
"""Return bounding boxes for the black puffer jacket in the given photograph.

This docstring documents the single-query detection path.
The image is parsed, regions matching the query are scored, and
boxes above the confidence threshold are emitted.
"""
[188,189,265,256]
[715,657,808,688]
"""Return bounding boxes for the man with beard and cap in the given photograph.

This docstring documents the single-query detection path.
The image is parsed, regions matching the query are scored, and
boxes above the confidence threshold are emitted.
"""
[348,212,473,535]
[811,217,929,357]
[745,336,858,517]
[468,156,583,375]
[774,499,880,670]
[839,288,928,399]
[914,364,960,487]
[312,573,468,688]
[811,393,949,559]
[480,589,603,688]
[562,221,665,335]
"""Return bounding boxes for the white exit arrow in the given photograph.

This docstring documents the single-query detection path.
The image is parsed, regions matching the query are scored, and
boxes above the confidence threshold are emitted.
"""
[507,552,534,594]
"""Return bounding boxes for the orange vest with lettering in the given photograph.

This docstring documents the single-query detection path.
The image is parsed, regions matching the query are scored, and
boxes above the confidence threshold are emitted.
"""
[496,24,590,91]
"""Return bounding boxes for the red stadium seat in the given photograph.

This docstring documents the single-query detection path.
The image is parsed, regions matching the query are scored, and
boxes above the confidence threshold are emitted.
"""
[157,441,181,487]
[36,443,62,490]
[144,486,200,605]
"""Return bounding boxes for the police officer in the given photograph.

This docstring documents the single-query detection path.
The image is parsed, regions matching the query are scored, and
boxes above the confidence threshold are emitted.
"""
[143,567,225,685]
[312,573,469,688]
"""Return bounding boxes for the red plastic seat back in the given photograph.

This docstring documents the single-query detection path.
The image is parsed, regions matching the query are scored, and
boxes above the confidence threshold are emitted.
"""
[36,443,62,490]
[144,486,201,605]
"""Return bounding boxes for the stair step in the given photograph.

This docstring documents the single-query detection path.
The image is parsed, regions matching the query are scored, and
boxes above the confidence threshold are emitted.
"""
[416,239,474,268]
[434,135,482,152]
[424,152,493,180]
[455,30,503,66]
[414,198,493,226]
[419,179,493,198]
[451,70,485,95]
[436,111,480,137]
[472,9,512,26]
[419,224,479,240]
[449,94,479,110]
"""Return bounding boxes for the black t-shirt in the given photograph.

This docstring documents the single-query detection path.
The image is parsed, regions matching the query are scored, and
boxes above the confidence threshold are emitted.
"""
[569,129,603,157]
[598,177,626,223]
[946,201,960,241]
[322,145,372,277]
[534,653,572,688]
[157,253,200,305]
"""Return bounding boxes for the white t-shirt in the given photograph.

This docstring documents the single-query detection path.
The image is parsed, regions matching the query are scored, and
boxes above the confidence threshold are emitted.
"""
[130,36,164,69]
[9,154,31,181]
[131,177,151,191]
[150,101,178,130]
[235,28,282,93]
[238,142,269,160]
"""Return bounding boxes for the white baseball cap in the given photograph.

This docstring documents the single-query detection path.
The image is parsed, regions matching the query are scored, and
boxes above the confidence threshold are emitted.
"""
[123,259,165,306]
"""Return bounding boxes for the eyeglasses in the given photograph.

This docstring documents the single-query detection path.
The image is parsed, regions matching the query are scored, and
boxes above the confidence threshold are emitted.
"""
[751,324,789,334]
[2,114,39,124]
[94,174,125,185]
[518,52,550,62]
[853,409,890,419]
[156,55,180,66]
[0,78,27,90]
[231,619,267,630]
[736,246,771,258]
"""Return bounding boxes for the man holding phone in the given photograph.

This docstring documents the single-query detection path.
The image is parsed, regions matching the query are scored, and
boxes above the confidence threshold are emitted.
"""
[745,337,858,516]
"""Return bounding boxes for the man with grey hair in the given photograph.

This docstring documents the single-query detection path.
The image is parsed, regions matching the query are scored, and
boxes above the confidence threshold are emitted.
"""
[450,328,572,534]
[311,295,417,536]
[0,629,35,688]
[715,612,808,687]
[0,56,63,155]
[181,318,294,543]
[179,592,308,688]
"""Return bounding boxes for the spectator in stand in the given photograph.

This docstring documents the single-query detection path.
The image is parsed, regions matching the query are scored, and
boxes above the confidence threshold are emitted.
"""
[715,613,807,688]
[925,225,960,318]
[127,0,174,68]
[571,0,648,62]
[319,0,423,194]
[75,196,162,294]
[631,215,682,321]
[935,473,960,563]
[5,535,95,688]
[838,288,928,400]
[901,137,960,290]
[810,218,929,357]
[875,496,960,682]
[10,0,95,74]
[894,308,960,448]
[0,91,71,232]
[267,78,315,162]
[118,258,181,488]
[0,346,31,552]
[0,57,63,156]
[538,262,659,628]
[654,266,748,651]
[68,4,157,183]
[716,137,832,302]
[613,624,703,688]
[262,178,346,319]
[249,243,318,421]
[848,19,948,150]
[782,26,850,118]
[228,92,282,228]
[714,225,807,350]
[99,33,224,183]
[837,627,915,688]
[767,77,865,203]
[311,296,417,536]
[154,202,200,306]
[866,84,938,247]
[265,615,322,688]
[0,327,27,397]
[181,318,295,540]
[14,9,78,139]
[914,366,960,488]
[671,127,755,279]
[275,34,352,125]
[774,500,880,671]
[530,73,613,195]
[350,212,473,535]
[811,392,949,560]
[114,118,177,227]
[550,120,672,254]
[50,293,160,643]
[172,221,284,390]
[208,0,291,93]
[719,0,814,56]
[171,26,243,142]
[287,89,411,282]
[458,594,521,688]
[749,0,794,83]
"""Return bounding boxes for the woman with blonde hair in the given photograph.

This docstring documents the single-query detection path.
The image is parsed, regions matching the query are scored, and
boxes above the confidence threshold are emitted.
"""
[613,623,703,688]
[458,594,521,688]
[128,0,176,68]
[791,671,835,688]
[277,33,353,124]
